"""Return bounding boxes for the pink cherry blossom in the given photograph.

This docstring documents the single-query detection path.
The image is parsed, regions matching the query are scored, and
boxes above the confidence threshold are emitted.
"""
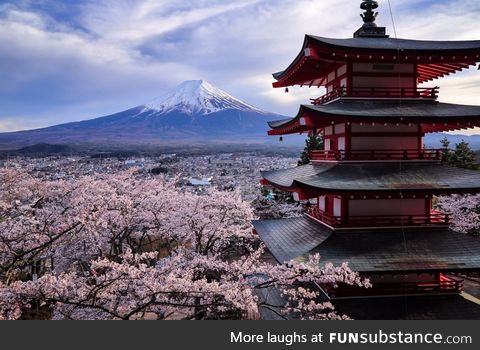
[0,169,368,320]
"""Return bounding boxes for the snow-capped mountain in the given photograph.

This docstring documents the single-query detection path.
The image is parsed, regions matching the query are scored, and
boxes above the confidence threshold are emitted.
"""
[145,80,266,115]
[0,80,284,150]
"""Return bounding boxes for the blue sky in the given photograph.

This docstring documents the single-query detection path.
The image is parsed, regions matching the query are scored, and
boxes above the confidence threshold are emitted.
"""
[0,0,479,132]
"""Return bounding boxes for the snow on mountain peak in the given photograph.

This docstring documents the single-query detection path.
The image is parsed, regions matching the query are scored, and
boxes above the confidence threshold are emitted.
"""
[145,80,267,115]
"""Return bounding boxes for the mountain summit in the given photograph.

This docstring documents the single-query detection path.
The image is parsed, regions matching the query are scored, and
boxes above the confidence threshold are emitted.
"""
[0,80,283,150]
[145,80,266,115]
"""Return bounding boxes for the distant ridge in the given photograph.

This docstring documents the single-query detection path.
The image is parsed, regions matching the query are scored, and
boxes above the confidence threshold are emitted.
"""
[16,143,75,154]
[425,133,480,150]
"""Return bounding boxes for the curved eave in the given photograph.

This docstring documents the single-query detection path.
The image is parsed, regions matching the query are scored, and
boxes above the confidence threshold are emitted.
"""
[296,182,480,197]
[268,101,480,135]
[272,35,480,87]
[261,163,480,198]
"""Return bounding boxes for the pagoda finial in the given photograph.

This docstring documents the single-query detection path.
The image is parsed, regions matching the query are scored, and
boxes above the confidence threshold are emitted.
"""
[354,0,389,38]
[360,0,379,27]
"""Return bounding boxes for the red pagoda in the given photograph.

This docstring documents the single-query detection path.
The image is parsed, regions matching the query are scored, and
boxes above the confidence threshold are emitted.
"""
[253,0,480,308]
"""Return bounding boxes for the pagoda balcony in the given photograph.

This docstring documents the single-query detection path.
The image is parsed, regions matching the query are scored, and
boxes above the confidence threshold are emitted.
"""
[309,149,442,162]
[306,207,450,229]
[311,86,439,105]
[322,274,464,299]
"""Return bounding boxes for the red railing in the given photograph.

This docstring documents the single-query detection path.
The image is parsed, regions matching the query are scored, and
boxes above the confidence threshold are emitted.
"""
[306,207,339,226]
[306,207,450,228]
[309,150,340,161]
[311,86,439,105]
[326,275,463,298]
[309,149,442,161]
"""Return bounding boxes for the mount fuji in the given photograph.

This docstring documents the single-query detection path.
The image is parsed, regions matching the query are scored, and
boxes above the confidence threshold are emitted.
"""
[0,80,286,150]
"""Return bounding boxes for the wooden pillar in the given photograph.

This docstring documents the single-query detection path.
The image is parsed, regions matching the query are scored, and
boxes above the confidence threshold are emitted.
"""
[345,122,352,159]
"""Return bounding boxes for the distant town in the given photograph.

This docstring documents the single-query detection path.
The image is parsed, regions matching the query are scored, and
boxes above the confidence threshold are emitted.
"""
[0,152,296,201]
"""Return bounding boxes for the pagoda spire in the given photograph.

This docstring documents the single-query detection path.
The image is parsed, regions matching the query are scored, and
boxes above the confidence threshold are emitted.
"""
[353,0,389,38]
[360,0,379,26]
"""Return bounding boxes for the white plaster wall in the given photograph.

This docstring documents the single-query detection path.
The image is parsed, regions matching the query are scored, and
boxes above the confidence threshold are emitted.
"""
[324,138,331,150]
[318,196,326,211]
[333,198,342,217]
[327,71,336,82]
[334,123,345,134]
[338,137,346,150]
[324,126,333,136]
[337,64,347,76]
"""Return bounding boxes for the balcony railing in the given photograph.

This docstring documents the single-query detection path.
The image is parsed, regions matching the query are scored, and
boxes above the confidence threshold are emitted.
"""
[311,86,439,105]
[324,274,464,298]
[309,149,442,162]
[306,207,450,228]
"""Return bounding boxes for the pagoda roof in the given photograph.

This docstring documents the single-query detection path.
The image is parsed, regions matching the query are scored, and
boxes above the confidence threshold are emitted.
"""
[268,100,480,135]
[307,35,480,53]
[253,216,480,273]
[273,35,480,87]
[261,163,480,195]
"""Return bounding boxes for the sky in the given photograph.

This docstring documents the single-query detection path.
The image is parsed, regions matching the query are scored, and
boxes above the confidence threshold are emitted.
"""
[0,0,479,133]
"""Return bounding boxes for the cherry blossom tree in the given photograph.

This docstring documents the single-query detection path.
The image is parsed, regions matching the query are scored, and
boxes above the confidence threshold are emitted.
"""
[436,194,480,235]
[0,169,369,320]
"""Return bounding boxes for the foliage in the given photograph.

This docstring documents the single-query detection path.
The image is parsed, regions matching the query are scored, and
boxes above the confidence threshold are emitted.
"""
[252,195,303,220]
[0,169,368,320]
[441,137,478,170]
[436,194,480,235]
[298,133,324,166]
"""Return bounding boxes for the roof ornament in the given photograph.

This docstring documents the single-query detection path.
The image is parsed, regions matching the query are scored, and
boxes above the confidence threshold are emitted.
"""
[360,0,379,26]
[354,0,389,38]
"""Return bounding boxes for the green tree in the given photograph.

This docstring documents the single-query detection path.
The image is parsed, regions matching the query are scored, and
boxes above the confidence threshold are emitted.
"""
[298,133,324,166]
[440,136,452,164]
[451,140,478,170]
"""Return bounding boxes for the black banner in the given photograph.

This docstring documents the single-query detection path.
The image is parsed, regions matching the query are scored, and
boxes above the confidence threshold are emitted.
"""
[1,321,478,350]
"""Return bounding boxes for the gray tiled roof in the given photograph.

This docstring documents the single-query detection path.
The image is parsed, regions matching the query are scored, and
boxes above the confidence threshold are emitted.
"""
[261,163,333,188]
[269,100,480,129]
[262,163,480,193]
[308,35,480,52]
[253,216,480,273]
[273,35,480,80]
[253,217,333,263]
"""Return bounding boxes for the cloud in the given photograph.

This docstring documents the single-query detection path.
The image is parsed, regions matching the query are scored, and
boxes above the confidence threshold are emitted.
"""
[0,0,479,132]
